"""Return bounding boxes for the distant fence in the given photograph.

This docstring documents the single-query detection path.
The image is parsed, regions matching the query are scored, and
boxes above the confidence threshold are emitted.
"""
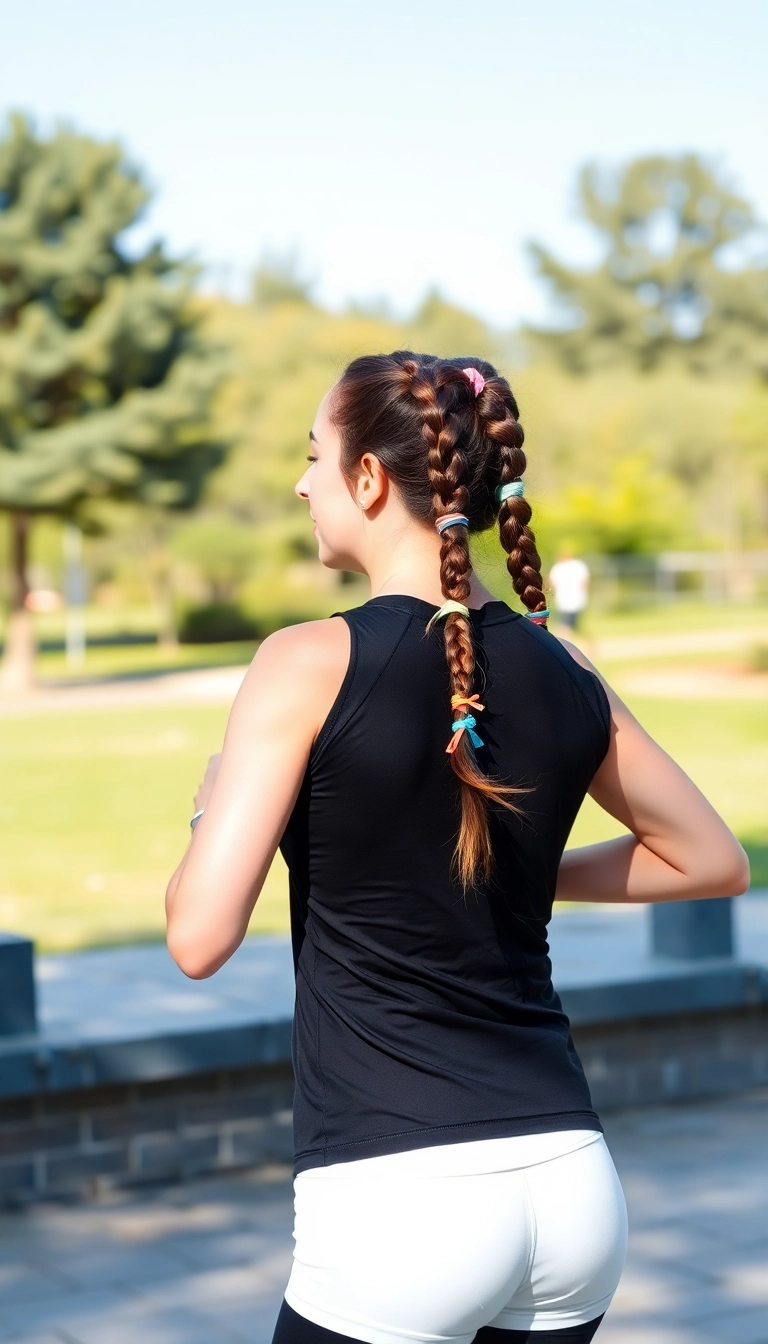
[588,550,768,608]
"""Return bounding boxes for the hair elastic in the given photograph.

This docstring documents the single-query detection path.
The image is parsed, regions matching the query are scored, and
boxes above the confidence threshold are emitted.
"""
[425,600,470,634]
[435,513,469,534]
[525,608,550,625]
[462,367,485,398]
[450,693,485,712]
[446,714,484,754]
[496,481,524,503]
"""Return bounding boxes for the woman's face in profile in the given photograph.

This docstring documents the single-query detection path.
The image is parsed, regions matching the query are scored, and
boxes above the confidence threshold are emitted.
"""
[295,391,364,574]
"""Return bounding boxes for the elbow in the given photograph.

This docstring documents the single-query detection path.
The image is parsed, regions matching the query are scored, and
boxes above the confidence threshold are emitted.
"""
[166,924,235,980]
[720,843,751,898]
[697,838,751,900]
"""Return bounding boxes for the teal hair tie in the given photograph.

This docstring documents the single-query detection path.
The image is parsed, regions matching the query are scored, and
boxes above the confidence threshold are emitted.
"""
[525,608,550,621]
[425,600,470,634]
[451,714,484,749]
[496,481,524,503]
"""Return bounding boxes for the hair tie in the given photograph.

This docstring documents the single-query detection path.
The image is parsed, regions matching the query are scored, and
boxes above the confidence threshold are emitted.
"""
[496,481,524,503]
[425,600,470,634]
[446,713,484,754]
[435,513,469,535]
[462,367,485,398]
[450,693,485,712]
[525,608,549,625]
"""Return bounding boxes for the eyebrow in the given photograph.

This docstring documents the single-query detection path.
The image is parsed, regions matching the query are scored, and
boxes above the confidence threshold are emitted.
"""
[309,430,317,442]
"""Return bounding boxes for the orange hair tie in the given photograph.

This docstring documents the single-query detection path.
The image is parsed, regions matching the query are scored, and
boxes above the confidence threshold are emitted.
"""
[450,694,485,712]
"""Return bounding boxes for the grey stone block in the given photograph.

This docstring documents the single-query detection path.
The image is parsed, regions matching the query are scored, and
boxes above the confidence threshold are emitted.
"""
[0,1158,35,1196]
[0,935,36,1036]
[135,1133,219,1177]
[0,1115,79,1156]
[91,1100,179,1143]
[44,1146,130,1191]
[652,898,734,960]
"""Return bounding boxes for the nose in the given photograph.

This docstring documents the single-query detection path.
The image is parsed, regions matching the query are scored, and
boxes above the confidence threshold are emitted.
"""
[295,471,309,500]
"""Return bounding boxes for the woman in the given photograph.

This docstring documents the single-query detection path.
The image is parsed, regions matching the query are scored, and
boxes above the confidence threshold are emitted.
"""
[165,353,749,1344]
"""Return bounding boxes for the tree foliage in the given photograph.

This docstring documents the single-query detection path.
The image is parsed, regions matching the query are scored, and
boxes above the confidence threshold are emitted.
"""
[529,154,768,375]
[0,113,228,684]
[0,114,227,519]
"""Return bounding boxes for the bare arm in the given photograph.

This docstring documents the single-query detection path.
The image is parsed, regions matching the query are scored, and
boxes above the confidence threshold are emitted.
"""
[165,616,350,978]
[556,642,750,904]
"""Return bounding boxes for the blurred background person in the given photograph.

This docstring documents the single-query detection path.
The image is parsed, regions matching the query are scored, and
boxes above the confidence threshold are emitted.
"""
[549,545,590,633]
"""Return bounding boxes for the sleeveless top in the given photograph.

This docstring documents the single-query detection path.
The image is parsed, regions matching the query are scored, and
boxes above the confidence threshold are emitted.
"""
[279,594,612,1174]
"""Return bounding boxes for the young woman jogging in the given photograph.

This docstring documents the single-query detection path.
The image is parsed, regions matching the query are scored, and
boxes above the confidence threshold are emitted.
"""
[166,353,749,1344]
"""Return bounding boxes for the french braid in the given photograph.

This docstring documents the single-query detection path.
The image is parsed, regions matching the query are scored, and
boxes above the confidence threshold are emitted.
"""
[330,351,537,891]
[475,386,548,618]
[403,360,526,888]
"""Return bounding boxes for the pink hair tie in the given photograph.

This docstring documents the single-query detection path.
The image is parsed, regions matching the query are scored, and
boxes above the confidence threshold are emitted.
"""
[462,367,485,398]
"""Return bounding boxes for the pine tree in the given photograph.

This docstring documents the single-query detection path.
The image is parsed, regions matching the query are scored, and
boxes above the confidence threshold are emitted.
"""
[529,154,768,375]
[0,114,227,689]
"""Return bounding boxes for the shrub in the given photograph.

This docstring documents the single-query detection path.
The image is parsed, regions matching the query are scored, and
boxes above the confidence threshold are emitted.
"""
[747,643,768,674]
[177,602,260,644]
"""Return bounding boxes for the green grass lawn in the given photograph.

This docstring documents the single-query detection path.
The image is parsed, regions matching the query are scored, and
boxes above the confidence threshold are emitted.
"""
[1,692,766,953]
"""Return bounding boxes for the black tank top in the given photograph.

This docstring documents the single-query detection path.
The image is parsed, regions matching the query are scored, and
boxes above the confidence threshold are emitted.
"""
[279,594,611,1174]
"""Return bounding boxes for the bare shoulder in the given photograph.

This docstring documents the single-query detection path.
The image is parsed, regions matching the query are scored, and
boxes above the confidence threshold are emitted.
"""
[232,616,351,739]
[254,615,350,675]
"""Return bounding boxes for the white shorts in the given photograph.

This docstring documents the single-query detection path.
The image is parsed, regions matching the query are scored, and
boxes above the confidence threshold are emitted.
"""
[285,1130,628,1344]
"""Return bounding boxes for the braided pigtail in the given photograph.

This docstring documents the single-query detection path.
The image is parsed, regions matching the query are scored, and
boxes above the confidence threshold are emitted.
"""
[404,361,526,889]
[331,350,533,892]
[479,391,548,622]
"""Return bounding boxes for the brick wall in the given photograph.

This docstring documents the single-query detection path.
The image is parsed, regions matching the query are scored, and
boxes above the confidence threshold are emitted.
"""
[0,1063,294,1205]
[574,1002,768,1110]
[2,1003,767,1205]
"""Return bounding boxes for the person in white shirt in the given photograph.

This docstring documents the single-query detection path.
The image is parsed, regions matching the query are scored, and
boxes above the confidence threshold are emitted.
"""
[549,549,590,631]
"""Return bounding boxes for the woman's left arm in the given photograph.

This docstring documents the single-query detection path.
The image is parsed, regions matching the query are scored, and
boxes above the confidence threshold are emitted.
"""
[165,616,350,978]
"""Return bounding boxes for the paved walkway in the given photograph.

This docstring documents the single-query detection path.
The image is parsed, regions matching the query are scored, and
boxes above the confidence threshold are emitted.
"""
[0,1090,766,1344]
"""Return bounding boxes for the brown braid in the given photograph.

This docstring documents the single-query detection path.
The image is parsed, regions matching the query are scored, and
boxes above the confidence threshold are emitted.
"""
[329,351,538,891]
[476,387,548,618]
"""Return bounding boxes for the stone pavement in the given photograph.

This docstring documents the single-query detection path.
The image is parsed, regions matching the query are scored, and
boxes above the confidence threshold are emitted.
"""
[0,1090,766,1344]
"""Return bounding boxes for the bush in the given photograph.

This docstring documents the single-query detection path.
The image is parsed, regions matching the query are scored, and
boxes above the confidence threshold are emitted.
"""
[747,643,768,674]
[177,602,260,644]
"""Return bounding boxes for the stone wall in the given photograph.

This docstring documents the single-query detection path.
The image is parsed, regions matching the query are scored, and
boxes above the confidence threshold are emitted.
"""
[2,1004,767,1205]
[0,1063,294,1204]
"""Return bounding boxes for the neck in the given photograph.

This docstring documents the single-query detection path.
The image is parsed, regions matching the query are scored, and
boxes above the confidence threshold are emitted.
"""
[363,524,498,609]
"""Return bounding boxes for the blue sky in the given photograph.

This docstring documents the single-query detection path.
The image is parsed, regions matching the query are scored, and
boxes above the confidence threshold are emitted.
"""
[3,0,767,326]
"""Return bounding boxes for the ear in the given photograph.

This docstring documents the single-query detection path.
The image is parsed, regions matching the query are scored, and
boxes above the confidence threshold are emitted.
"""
[356,452,387,509]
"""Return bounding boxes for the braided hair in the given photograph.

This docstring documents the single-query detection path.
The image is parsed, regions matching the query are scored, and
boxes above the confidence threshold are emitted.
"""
[330,351,547,889]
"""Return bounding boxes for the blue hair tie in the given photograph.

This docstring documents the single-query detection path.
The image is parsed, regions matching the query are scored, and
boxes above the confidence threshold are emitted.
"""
[496,481,524,503]
[451,714,484,749]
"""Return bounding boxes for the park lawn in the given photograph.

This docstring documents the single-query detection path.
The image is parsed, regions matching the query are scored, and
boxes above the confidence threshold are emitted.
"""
[0,695,766,954]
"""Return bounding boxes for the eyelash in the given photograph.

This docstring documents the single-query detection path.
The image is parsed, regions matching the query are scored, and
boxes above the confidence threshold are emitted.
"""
[306,454,317,463]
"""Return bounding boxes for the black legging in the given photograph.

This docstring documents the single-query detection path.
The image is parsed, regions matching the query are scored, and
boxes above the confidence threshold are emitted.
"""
[272,1300,605,1344]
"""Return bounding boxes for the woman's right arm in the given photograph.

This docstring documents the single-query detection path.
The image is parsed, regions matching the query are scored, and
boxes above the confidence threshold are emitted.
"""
[556,644,750,905]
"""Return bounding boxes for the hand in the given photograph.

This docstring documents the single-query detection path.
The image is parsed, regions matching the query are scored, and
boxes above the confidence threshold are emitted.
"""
[194,753,222,812]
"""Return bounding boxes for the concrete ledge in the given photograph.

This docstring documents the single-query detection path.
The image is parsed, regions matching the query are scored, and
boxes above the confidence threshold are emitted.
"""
[561,960,768,1025]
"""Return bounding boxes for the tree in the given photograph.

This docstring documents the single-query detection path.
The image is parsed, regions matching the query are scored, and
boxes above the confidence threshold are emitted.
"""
[0,114,227,689]
[528,154,768,375]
